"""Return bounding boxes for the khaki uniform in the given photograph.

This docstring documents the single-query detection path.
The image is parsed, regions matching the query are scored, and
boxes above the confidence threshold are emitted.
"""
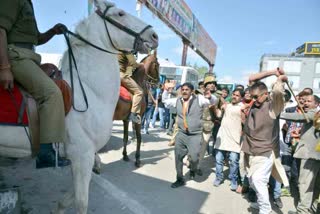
[198,107,215,165]
[198,92,222,168]
[118,53,143,114]
[0,0,66,144]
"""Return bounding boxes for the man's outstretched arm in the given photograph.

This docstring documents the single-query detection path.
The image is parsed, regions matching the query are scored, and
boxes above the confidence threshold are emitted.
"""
[37,23,67,45]
[248,68,284,86]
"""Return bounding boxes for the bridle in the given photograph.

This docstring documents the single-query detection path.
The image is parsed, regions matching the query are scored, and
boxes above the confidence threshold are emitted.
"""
[62,5,153,112]
[96,6,152,53]
[144,59,159,86]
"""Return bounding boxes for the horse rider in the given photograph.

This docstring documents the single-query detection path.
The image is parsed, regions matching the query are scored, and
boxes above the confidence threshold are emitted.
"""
[0,0,70,168]
[118,52,145,124]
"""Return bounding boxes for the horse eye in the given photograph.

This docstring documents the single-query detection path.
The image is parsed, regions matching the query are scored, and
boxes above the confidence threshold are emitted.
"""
[118,11,125,17]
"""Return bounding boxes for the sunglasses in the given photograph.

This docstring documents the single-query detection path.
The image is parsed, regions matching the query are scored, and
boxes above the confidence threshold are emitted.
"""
[251,92,266,100]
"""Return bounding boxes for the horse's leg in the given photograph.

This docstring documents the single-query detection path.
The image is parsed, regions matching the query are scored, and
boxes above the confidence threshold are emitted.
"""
[71,148,95,214]
[92,153,101,174]
[131,121,137,144]
[52,191,74,214]
[122,120,130,161]
[135,123,142,167]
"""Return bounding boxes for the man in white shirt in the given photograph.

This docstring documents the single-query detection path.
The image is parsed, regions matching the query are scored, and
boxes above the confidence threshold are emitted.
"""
[164,82,217,188]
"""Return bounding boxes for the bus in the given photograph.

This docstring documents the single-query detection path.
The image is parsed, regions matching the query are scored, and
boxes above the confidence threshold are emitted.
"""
[217,82,236,92]
[159,65,199,88]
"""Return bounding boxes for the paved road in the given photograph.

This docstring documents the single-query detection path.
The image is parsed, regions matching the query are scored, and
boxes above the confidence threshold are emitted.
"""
[0,121,296,214]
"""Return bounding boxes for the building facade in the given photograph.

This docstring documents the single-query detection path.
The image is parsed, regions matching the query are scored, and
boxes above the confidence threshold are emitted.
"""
[260,42,320,95]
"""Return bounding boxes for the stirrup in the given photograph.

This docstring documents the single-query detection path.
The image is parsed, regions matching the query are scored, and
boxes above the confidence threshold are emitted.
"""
[52,143,59,168]
[129,113,141,124]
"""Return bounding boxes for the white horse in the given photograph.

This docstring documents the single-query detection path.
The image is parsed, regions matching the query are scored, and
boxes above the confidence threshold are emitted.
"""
[0,0,158,213]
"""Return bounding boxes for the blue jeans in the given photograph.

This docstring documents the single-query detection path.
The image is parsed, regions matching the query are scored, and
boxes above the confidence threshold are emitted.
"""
[164,107,170,128]
[269,177,281,199]
[151,107,158,127]
[215,150,239,184]
[167,113,176,133]
[158,107,166,128]
[141,106,154,132]
[281,142,299,184]
[151,107,165,128]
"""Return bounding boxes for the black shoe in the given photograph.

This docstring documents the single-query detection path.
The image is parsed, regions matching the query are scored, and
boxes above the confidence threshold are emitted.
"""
[171,179,185,188]
[196,169,203,176]
[274,198,283,209]
[248,188,257,202]
[36,152,71,169]
[190,171,195,180]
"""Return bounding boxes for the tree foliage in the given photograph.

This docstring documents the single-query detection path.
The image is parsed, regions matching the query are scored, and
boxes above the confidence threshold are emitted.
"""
[186,62,216,80]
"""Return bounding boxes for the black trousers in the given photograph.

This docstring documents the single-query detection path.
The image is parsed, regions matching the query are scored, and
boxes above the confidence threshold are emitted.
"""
[174,131,202,180]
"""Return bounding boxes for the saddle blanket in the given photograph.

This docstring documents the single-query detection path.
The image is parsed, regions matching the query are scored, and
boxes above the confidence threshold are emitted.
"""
[119,86,132,102]
[0,86,28,126]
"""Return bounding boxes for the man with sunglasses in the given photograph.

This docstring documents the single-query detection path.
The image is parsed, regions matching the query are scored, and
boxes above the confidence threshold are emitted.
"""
[241,69,289,214]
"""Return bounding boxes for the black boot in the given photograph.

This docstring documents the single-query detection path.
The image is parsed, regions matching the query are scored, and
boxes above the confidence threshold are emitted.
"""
[36,143,71,169]
[196,168,203,176]
[171,178,185,188]
[189,171,196,180]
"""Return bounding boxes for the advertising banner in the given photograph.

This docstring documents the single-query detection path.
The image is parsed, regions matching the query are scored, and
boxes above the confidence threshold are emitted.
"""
[146,0,217,64]
[305,42,320,55]
[296,42,320,55]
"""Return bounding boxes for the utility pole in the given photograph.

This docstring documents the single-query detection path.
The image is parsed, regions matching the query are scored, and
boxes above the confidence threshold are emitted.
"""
[181,39,189,66]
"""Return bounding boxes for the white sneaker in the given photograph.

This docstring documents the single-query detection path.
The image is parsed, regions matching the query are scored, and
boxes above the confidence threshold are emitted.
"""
[149,124,155,129]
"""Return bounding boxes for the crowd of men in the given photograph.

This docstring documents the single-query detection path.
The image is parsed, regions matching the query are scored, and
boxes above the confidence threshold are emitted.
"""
[140,69,320,214]
[1,2,318,213]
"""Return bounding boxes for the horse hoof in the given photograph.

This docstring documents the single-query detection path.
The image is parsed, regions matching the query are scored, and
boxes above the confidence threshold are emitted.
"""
[92,167,101,175]
[135,161,141,168]
[123,156,130,162]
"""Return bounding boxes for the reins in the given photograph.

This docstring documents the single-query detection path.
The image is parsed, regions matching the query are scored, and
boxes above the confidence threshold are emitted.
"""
[144,59,159,86]
[62,5,153,112]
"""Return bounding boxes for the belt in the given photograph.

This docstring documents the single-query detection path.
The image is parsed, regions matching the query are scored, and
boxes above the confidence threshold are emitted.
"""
[11,42,35,51]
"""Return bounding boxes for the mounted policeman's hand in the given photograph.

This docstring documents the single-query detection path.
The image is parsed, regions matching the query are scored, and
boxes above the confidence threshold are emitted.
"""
[52,23,68,35]
[0,66,14,90]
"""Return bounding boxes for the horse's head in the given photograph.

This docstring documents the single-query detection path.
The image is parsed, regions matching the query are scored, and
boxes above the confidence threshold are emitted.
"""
[140,50,160,87]
[91,0,158,54]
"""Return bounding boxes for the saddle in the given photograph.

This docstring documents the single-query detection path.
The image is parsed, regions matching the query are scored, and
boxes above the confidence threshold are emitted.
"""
[119,85,132,102]
[0,63,72,156]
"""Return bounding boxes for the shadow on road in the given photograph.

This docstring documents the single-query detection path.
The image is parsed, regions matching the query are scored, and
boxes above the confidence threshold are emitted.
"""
[98,152,209,214]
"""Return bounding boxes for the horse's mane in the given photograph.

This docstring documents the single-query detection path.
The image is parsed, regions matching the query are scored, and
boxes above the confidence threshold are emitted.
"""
[69,13,99,47]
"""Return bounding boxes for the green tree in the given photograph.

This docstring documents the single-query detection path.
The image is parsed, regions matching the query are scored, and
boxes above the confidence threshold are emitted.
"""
[186,62,216,80]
